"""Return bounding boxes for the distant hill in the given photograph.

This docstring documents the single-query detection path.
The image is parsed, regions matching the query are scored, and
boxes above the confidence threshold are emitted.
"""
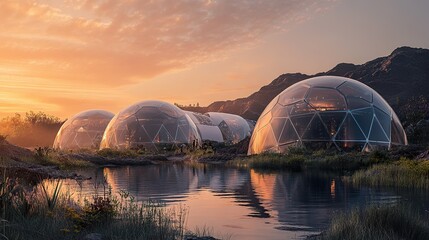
[183,46,429,121]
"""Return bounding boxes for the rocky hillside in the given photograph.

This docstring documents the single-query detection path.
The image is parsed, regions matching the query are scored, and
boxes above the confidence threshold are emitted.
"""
[183,47,429,120]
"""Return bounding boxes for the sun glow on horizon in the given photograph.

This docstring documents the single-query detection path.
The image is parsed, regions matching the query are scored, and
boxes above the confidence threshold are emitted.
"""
[1,0,428,118]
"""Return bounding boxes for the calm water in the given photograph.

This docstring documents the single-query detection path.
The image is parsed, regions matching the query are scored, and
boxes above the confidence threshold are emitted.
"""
[53,164,429,240]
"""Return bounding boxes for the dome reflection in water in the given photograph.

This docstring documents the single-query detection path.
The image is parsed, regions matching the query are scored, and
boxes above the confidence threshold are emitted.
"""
[48,165,429,240]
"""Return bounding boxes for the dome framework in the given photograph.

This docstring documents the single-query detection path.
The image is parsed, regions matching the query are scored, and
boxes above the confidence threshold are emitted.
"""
[185,111,253,144]
[53,110,114,150]
[248,76,407,154]
[100,101,201,152]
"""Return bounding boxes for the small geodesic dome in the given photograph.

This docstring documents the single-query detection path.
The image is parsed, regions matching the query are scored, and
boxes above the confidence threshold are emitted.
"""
[248,76,407,154]
[206,112,252,144]
[100,101,201,152]
[184,111,224,143]
[53,110,114,150]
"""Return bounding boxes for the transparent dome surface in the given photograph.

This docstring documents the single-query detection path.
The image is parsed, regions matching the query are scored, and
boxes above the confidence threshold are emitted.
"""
[184,111,224,143]
[100,101,201,151]
[206,112,252,144]
[53,110,114,150]
[248,76,408,154]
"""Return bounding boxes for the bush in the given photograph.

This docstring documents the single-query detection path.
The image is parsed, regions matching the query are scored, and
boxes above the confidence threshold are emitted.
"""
[0,111,63,147]
[97,148,140,158]
[320,206,429,240]
[348,158,429,189]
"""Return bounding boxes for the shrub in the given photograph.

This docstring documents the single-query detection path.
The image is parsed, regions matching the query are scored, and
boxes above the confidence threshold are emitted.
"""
[321,206,429,240]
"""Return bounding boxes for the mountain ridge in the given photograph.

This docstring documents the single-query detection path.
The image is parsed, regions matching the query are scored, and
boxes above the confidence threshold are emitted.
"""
[183,46,429,120]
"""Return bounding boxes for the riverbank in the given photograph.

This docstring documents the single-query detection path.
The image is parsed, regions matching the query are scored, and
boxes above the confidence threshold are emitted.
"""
[1,176,219,240]
[2,138,429,190]
[3,139,429,239]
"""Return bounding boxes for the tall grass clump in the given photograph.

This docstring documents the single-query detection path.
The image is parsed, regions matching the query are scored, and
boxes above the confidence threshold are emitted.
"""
[40,179,62,210]
[348,158,429,189]
[320,206,429,240]
[0,174,192,240]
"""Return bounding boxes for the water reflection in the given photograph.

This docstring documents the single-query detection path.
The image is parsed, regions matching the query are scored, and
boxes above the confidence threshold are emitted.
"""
[55,164,429,240]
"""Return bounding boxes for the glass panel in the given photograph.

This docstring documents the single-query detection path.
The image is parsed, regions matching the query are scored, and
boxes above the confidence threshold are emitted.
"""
[306,77,345,88]
[390,120,401,144]
[260,96,279,117]
[337,81,372,102]
[154,125,174,143]
[140,122,162,141]
[320,112,347,138]
[347,97,371,109]
[270,118,287,142]
[271,104,292,118]
[262,125,277,150]
[290,101,315,116]
[75,132,93,148]
[256,111,272,129]
[254,128,266,153]
[160,104,181,118]
[305,88,347,111]
[290,114,314,138]
[372,93,391,115]
[374,107,391,139]
[352,107,374,138]
[135,124,151,143]
[368,118,389,142]
[164,122,179,139]
[335,114,366,141]
[278,84,309,106]
[302,114,331,140]
[219,120,233,143]
[279,119,299,144]
[391,114,407,145]
[249,125,269,154]
[176,125,189,142]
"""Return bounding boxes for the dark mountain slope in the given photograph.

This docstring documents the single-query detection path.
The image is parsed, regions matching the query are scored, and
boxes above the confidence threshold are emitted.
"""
[183,47,429,121]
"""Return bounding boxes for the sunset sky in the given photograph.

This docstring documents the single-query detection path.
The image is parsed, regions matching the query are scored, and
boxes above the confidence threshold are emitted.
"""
[1,0,429,119]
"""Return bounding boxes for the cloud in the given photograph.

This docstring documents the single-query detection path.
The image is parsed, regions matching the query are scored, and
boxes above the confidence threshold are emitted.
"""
[0,0,334,86]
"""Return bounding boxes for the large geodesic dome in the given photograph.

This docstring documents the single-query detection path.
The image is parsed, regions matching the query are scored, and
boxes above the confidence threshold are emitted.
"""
[100,101,201,152]
[248,76,407,154]
[53,110,114,150]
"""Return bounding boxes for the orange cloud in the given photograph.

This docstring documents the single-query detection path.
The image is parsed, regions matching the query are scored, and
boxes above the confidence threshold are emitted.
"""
[0,0,333,86]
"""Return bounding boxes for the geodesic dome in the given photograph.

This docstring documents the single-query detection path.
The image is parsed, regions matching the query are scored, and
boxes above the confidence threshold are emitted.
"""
[248,76,407,154]
[184,111,224,143]
[53,110,114,150]
[206,112,252,144]
[100,101,201,152]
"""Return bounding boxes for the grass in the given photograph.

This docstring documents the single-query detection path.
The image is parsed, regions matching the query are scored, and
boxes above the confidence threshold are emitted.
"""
[229,148,393,172]
[347,158,429,189]
[40,179,62,210]
[0,173,197,240]
[229,153,306,171]
[29,148,94,169]
[317,206,429,240]
[97,148,142,158]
